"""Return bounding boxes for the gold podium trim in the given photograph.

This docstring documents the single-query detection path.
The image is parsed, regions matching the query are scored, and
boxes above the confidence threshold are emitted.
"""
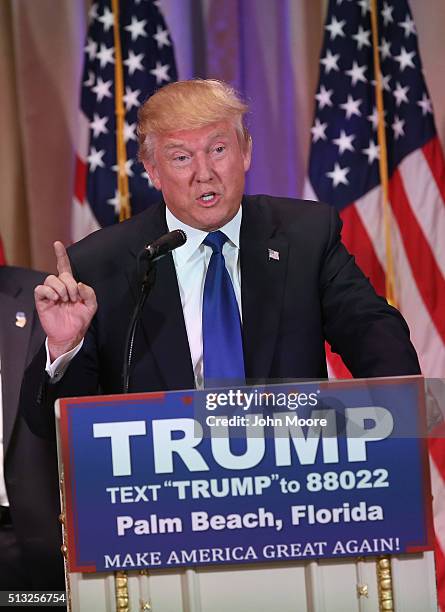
[115,571,130,612]
[376,555,394,611]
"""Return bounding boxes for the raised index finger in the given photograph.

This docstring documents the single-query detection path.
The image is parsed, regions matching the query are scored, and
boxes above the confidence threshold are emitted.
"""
[54,241,73,276]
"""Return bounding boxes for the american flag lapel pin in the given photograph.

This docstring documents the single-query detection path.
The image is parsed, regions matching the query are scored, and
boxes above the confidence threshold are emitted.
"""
[15,311,27,328]
[268,248,280,261]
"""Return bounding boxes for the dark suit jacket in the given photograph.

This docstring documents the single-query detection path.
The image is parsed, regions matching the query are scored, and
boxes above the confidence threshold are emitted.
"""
[0,266,64,589]
[22,196,420,437]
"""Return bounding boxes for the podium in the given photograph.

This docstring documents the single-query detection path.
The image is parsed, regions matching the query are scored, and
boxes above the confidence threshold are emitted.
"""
[55,376,438,611]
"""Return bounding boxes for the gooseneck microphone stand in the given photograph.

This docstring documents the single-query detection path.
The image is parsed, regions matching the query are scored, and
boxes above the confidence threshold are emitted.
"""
[122,252,156,394]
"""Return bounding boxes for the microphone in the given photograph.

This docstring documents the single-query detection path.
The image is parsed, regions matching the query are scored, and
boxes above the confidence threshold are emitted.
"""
[141,229,187,262]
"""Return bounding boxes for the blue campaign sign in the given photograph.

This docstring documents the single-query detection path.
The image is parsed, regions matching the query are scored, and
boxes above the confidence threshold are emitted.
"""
[57,376,433,573]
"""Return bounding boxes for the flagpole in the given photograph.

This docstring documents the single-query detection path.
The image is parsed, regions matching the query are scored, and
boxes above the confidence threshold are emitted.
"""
[370,5,396,609]
[111,0,131,223]
[370,0,397,307]
[111,6,131,603]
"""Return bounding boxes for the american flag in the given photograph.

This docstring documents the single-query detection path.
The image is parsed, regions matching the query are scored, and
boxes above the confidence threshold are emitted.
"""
[72,0,177,241]
[305,0,445,605]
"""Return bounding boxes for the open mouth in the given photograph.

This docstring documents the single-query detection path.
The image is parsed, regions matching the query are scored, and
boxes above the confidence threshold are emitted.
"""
[198,192,219,204]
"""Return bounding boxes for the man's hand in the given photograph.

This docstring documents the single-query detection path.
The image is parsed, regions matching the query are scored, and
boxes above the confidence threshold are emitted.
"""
[34,242,97,361]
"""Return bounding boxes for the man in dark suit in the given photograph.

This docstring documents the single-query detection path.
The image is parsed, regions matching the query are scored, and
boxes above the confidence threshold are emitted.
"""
[22,79,420,438]
[0,266,64,589]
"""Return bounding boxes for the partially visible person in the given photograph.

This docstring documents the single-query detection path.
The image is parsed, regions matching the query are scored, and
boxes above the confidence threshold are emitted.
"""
[0,266,64,590]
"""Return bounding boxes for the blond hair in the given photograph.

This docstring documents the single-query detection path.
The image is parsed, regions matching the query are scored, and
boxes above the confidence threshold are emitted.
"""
[137,79,250,161]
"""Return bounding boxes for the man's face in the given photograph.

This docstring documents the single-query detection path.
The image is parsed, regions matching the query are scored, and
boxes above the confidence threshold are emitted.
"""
[143,120,251,231]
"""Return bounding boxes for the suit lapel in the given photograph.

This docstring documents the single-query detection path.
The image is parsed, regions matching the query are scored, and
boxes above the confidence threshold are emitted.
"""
[240,197,289,381]
[125,203,195,390]
[0,279,34,452]
[122,196,288,389]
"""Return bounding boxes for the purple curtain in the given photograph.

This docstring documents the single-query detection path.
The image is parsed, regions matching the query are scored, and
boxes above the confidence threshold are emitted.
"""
[160,0,323,199]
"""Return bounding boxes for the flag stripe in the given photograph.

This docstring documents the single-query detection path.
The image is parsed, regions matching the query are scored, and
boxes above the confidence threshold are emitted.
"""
[74,157,87,204]
[430,428,445,612]
[339,204,386,297]
[353,185,387,269]
[398,147,445,277]
[325,342,352,378]
[389,169,445,344]
[0,236,6,265]
[389,208,445,375]
[430,426,445,475]
[430,456,445,567]
[423,137,445,209]
[72,196,101,240]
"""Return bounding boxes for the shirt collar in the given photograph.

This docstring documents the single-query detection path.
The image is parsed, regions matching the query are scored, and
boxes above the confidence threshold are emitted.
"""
[165,205,242,268]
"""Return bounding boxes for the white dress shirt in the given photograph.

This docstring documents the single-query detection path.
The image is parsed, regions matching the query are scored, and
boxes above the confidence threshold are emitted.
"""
[46,206,243,389]
[166,206,242,388]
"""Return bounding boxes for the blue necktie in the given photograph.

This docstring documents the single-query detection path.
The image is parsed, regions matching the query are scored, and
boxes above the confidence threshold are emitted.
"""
[202,231,245,387]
